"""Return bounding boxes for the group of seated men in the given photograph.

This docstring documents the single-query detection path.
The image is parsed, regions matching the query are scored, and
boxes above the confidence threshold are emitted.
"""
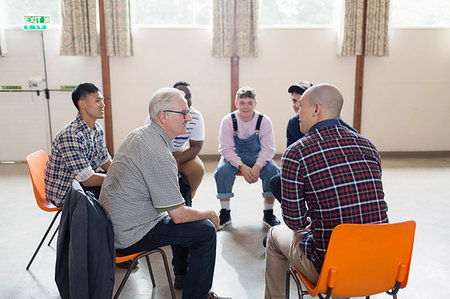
[44,81,389,299]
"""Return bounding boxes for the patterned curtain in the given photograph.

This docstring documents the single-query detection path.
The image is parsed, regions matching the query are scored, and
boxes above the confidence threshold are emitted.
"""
[341,0,389,56]
[103,0,133,56]
[60,0,99,56]
[0,27,5,57]
[213,0,258,57]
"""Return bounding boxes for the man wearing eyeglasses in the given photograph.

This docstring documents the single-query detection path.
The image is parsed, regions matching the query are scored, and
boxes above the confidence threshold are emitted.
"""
[101,88,220,299]
[146,81,205,200]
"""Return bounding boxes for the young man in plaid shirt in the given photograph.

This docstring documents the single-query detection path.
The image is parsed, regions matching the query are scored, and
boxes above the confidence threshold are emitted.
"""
[264,83,389,299]
[44,83,111,207]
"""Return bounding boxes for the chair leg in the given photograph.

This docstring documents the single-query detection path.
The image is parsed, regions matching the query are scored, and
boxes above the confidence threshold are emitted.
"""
[114,249,176,299]
[286,267,308,299]
[285,269,291,299]
[47,225,59,246]
[145,255,156,287]
[26,210,61,270]
[155,248,176,299]
[114,258,140,299]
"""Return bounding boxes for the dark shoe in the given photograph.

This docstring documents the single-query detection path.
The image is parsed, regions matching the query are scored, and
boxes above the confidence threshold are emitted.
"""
[174,275,185,290]
[218,209,231,230]
[263,209,281,228]
[208,291,219,299]
[263,235,268,248]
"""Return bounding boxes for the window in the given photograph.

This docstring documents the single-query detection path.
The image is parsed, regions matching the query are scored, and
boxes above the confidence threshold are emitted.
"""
[259,0,339,27]
[391,0,450,27]
[131,0,211,26]
[2,0,61,26]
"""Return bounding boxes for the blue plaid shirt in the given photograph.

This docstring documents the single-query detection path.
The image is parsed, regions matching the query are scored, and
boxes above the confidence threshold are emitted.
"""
[281,119,389,272]
[44,114,111,207]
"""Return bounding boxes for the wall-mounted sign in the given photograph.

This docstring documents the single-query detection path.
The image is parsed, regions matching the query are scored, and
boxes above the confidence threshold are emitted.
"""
[24,16,50,30]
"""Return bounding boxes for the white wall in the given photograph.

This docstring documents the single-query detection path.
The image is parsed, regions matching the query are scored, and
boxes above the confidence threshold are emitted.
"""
[1,26,449,161]
[0,28,103,161]
[363,28,450,151]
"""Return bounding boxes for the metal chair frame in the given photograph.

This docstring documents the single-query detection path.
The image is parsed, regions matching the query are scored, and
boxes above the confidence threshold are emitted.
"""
[26,150,62,270]
[26,210,61,270]
[114,248,176,299]
[285,221,416,299]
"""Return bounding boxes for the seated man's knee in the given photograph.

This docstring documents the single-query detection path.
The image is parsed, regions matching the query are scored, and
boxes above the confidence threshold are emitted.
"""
[269,174,280,189]
[214,165,229,180]
[266,226,277,251]
[269,174,282,202]
[194,163,205,177]
[198,220,217,242]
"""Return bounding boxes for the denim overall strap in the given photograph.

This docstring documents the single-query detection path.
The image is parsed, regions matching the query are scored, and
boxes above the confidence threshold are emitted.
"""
[232,113,264,166]
[231,113,238,136]
[255,113,263,135]
[231,113,263,135]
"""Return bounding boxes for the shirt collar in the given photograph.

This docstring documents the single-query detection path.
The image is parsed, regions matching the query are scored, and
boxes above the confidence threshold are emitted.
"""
[309,119,341,133]
[150,121,174,151]
[74,114,96,135]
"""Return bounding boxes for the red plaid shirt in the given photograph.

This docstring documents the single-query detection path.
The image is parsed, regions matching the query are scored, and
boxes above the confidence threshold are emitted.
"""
[281,119,388,272]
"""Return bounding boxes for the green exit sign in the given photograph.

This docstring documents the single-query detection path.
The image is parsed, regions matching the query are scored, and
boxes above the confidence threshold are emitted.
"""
[23,16,50,30]
[2,85,22,90]
[60,85,77,91]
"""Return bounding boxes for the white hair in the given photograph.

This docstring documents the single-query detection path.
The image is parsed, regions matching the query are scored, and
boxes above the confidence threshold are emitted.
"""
[148,88,185,122]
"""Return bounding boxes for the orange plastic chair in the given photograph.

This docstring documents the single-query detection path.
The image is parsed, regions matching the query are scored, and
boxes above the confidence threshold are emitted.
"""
[114,248,176,299]
[286,221,416,299]
[26,150,62,270]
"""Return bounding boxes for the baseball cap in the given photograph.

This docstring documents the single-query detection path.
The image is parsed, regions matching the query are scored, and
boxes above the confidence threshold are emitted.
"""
[287,80,313,94]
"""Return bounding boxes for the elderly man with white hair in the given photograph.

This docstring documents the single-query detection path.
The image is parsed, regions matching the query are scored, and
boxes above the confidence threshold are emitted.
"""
[100,88,219,299]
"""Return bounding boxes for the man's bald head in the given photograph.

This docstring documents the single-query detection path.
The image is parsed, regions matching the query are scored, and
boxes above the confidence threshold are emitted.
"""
[303,83,343,119]
[298,83,344,134]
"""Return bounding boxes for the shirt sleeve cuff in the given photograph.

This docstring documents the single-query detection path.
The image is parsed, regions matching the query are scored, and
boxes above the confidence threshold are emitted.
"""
[75,167,95,182]
[99,156,111,167]
[156,203,184,213]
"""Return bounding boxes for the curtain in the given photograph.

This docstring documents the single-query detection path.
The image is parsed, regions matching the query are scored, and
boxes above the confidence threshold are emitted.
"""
[0,28,5,57]
[0,23,8,57]
[212,0,258,57]
[60,0,99,56]
[341,0,389,56]
[103,0,133,56]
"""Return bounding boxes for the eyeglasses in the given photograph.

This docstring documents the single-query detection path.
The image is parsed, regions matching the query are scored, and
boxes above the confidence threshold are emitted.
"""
[163,109,190,118]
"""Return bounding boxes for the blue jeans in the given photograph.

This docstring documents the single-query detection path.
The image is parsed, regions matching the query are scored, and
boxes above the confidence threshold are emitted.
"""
[117,216,216,299]
[214,157,280,199]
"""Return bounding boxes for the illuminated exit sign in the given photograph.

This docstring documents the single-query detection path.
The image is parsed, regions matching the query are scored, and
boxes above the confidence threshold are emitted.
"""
[23,16,50,30]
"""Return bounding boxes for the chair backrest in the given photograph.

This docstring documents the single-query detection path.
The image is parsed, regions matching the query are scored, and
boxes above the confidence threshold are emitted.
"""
[315,221,416,297]
[26,150,58,211]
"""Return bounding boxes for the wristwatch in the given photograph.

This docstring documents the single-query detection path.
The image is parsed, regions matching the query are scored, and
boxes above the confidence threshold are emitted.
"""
[238,162,244,170]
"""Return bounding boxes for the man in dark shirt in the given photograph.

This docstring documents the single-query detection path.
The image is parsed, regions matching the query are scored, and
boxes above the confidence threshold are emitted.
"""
[264,83,389,299]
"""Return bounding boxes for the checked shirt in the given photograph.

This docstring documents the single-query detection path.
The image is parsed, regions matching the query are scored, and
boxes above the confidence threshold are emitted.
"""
[281,119,388,272]
[44,114,111,207]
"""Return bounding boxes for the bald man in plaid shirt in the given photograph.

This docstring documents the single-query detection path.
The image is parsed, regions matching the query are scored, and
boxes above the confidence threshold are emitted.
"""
[264,83,389,299]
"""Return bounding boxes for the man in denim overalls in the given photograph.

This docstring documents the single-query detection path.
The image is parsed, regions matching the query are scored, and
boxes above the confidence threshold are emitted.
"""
[214,86,281,230]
